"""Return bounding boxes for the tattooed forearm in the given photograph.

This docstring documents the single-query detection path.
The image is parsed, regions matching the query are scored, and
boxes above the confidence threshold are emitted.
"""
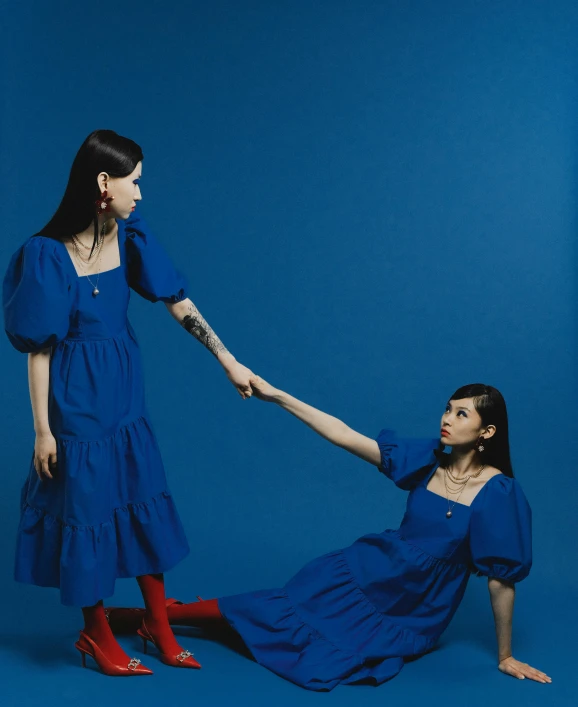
[180,302,229,358]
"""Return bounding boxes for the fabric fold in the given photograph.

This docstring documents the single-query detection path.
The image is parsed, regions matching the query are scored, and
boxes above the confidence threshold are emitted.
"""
[15,415,190,607]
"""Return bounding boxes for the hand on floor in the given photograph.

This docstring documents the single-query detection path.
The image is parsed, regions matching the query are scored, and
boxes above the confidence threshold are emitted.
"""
[498,656,552,683]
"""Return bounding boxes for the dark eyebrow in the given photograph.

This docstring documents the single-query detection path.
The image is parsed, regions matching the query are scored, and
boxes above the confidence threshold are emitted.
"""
[447,402,472,411]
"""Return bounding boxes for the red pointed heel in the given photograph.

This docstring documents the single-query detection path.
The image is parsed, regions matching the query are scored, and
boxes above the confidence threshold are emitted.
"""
[136,619,201,669]
[74,630,153,676]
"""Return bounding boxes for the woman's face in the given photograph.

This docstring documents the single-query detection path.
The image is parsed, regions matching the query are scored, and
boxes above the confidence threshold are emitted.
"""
[99,161,142,220]
[440,397,494,449]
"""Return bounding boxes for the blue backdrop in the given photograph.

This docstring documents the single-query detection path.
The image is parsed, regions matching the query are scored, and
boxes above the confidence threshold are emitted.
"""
[1,1,575,705]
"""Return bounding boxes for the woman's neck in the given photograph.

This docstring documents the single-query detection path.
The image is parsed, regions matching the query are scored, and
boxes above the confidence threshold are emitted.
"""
[447,447,483,478]
[75,216,116,241]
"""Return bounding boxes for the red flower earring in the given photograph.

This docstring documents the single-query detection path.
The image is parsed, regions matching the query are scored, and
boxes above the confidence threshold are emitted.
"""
[95,190,114,215]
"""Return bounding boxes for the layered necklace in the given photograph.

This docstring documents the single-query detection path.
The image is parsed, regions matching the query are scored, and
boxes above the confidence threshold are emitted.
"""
[443,462,486,518]
[71,221,109,296]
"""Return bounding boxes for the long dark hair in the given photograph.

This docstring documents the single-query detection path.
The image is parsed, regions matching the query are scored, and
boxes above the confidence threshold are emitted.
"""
[36,130,143,250]
[445,383,514,478]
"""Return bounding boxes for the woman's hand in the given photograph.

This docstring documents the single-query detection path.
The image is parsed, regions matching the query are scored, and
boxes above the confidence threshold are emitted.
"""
[218,353,254,399]
[498,656,552,683]
[249,375,281,403]
[34,432,57,480]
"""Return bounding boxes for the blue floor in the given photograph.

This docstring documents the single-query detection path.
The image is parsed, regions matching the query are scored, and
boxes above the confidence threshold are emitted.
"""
[0,571,570,707]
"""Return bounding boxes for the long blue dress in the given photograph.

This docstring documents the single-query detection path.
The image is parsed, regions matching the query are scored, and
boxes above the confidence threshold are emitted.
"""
[219,430,532,691]
[2,213,190,607]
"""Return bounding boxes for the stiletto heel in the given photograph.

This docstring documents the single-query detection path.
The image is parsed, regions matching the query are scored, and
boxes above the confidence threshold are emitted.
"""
[136,619,201,669]
[74,631,153,676]
[141,636,148,654]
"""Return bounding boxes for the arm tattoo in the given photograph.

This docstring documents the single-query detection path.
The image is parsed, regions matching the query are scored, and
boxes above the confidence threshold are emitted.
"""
[180,302,229,358]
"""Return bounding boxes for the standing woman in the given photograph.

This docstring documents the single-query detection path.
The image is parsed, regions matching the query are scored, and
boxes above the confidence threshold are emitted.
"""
[2,130,253,676]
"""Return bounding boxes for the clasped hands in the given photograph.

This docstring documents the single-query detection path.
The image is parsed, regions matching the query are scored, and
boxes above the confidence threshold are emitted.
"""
[219,354,276,402]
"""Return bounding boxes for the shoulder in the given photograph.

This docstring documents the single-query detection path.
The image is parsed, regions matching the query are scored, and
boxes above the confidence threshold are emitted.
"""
[481,472,531,512]
[123,212,147,238]
[377,428,440,449]
[17,234,63,259]
[4,235,70,291]
[5,235,59,271]
[122,213,158,254]
[482,466,504,483]
[484,470,520,492]
[376,428,441,463]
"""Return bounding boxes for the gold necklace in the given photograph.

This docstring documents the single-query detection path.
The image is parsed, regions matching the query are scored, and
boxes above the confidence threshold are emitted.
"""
[445,463,485,484]
[71,228,105,259]
[71,223,107,296]
[72,245,103,296]
[71,236,103,266]
[443,463,485,518]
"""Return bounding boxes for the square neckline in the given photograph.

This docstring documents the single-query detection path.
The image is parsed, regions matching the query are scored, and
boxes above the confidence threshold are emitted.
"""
[59,220,124,279]
[422,462,502,509]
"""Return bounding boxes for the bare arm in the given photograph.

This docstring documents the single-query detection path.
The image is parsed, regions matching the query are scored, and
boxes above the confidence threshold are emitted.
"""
[28,349,57,480]
[489,578,551,683]
[165,298,254,399]
[165,298,228,358]
[250,375,381,466]
[489,578,515,664]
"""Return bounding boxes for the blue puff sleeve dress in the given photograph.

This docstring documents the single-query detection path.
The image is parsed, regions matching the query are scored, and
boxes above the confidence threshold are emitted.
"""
[218,429,532,691]
[2,213,190,607]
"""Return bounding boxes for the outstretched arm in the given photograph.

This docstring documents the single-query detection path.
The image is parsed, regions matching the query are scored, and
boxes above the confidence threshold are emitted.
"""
[250,375,381,466]
[489,578,551,684]
[165,298,253,399]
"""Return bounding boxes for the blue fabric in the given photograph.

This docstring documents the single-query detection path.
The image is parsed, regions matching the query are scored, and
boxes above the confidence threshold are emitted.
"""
[219,429,532,691]
[2,214,190,606]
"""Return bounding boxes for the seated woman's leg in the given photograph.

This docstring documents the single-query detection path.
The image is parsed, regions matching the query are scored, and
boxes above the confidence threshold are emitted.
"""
[106,597,231,635]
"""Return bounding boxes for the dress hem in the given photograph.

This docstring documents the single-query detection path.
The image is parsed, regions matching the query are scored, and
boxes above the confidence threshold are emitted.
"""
[14,545,191,606]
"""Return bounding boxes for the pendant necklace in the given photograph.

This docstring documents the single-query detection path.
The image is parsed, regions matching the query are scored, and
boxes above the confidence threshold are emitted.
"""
[71,222,107,296]
[443,463,485,518]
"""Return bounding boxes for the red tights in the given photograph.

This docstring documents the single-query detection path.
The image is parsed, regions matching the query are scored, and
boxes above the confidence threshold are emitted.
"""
[82,573,183,657]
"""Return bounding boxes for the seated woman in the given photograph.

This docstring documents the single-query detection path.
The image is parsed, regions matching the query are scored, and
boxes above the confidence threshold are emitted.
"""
[106,378,551,690]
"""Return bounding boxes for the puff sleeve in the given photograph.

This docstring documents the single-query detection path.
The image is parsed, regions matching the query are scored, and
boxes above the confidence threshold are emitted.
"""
[468,476,532,584]
[376,428,441,491]
[2,237,73,353]
[124,212,189,304]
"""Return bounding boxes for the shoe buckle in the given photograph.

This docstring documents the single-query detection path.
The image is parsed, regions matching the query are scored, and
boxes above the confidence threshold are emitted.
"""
[128,657,142,670]
[176,650,192,662]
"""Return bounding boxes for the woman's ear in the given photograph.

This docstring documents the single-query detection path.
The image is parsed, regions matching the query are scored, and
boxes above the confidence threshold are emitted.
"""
[482,424,497,440]
[96,171,109,193]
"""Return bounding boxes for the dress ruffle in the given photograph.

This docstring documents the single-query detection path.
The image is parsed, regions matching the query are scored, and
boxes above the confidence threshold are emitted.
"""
[15,415,189,607]
[220,548,435,691]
